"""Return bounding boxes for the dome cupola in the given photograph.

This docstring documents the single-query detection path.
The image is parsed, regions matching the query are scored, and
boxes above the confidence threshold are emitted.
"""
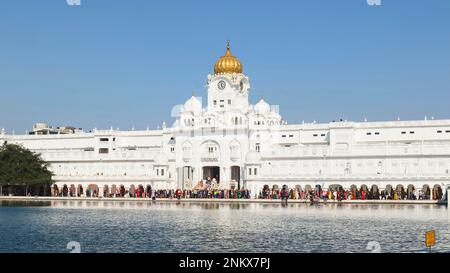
[254,98,270,115]
[183,94,202,113]
[214,40,243,75]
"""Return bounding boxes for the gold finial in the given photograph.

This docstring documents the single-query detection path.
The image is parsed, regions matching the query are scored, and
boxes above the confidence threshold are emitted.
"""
[226,39,230,51]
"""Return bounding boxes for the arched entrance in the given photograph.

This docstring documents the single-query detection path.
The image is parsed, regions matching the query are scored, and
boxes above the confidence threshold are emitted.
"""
[62,184,69,197]
[395,184,405,200]
[433,184,443,200]
[69,184,76,197]
[422,184,431,200]
[52,184,59,197]
[231,166,240,189]
[129,185,136,197]
[146,184,152,198]
[103,185,109,198]
[407,184,416,200]
[111,184,118,197]
[119,184,125,197]
[385,184,394,199]
[77,184,83,197]
[370,185,380,200]
[138,185,145,198]
[203,166,220,183]
[87,184,99,197]
[272,184,279,199]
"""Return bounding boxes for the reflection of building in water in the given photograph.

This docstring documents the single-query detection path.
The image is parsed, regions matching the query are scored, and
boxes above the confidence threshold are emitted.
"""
[1,41,449,198]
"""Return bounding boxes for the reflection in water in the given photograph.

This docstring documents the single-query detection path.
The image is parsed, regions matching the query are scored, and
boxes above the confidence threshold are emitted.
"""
[0,200,449,253]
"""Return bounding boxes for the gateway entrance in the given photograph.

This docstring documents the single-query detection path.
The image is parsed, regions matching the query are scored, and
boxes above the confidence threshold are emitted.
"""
[202,166,220,182]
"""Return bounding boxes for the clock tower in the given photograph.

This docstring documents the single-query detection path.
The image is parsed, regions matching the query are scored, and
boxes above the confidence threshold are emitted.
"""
[206,41,250,114]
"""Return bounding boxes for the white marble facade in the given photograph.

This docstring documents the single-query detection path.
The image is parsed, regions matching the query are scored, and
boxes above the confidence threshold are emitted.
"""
[1,43,450,197]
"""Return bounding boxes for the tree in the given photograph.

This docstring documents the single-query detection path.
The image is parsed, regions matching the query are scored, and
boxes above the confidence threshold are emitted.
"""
[0,143,53,196]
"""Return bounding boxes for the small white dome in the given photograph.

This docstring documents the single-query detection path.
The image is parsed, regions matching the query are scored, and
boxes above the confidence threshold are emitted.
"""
[245,151,261,163]
[184,96,202,113]
[154,152,168,165]
[254,98,270,115]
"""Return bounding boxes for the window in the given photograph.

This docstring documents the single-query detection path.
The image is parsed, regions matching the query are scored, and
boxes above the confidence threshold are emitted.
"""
[170,147,175,153]
[161,169,164,176]
[254,168,257,176]
[99,148,109,154]
[366,132,372,135]
[113,137,116,141]
[313,134,318,137]
[401,132,406,134]
[248,168,252,175]
[446,130,450,133]
[228,99,231,105]
[437,130,442,133]
[289,135,294,137]
[156,169,159,176]
[410,131,415,134]
[256,143,260,152]
[282,135,286,138]
[100,138,109,142]
[320,134,325,137]
[375,132,380,135]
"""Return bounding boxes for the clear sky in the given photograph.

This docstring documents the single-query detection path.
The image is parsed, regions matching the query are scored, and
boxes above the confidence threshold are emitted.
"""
[1,0,449,133]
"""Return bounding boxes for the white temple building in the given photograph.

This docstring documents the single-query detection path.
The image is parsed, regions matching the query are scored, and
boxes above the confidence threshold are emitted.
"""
[1,41,450,198]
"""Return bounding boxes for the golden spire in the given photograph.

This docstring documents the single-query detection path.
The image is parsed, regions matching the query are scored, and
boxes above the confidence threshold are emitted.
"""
[214,40,243,75]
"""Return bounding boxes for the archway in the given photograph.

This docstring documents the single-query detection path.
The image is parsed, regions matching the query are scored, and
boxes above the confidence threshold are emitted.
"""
[77,184,83,197]
[138,185,145,198]
[203,166,220,183]
[407,184,416,200]
[433,184,443,200]
[262,184,270,199]
[87,184,99,197]
[304,184,312,192]
[62,184,69,197]
[103,185,109,198]
[129,184,136,197]
[370,185,380,200]
[385,184,394,199]
[110,184,118,197]
[52,184,59,197]
[350,184,358,200]
[231,166,241,189]
[314,184,322,196]
[69,184,76,197]
[119,184,125,197]
[272,184,280,199]
[359,184,368,200]
[395,184,405,200]
[146,185,152,198]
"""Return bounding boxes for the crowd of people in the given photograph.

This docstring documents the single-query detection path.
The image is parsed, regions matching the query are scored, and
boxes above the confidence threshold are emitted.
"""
[258,185,445,201]
[52,181,446,202]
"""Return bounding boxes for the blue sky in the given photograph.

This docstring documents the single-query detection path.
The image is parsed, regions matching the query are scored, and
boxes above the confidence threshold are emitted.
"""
[1,0,449,133]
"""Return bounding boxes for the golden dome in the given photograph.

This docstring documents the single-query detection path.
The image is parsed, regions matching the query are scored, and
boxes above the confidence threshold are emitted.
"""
[214,41,243,75]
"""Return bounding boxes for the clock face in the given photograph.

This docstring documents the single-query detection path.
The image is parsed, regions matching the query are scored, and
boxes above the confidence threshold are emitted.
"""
[217,80,226,90]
